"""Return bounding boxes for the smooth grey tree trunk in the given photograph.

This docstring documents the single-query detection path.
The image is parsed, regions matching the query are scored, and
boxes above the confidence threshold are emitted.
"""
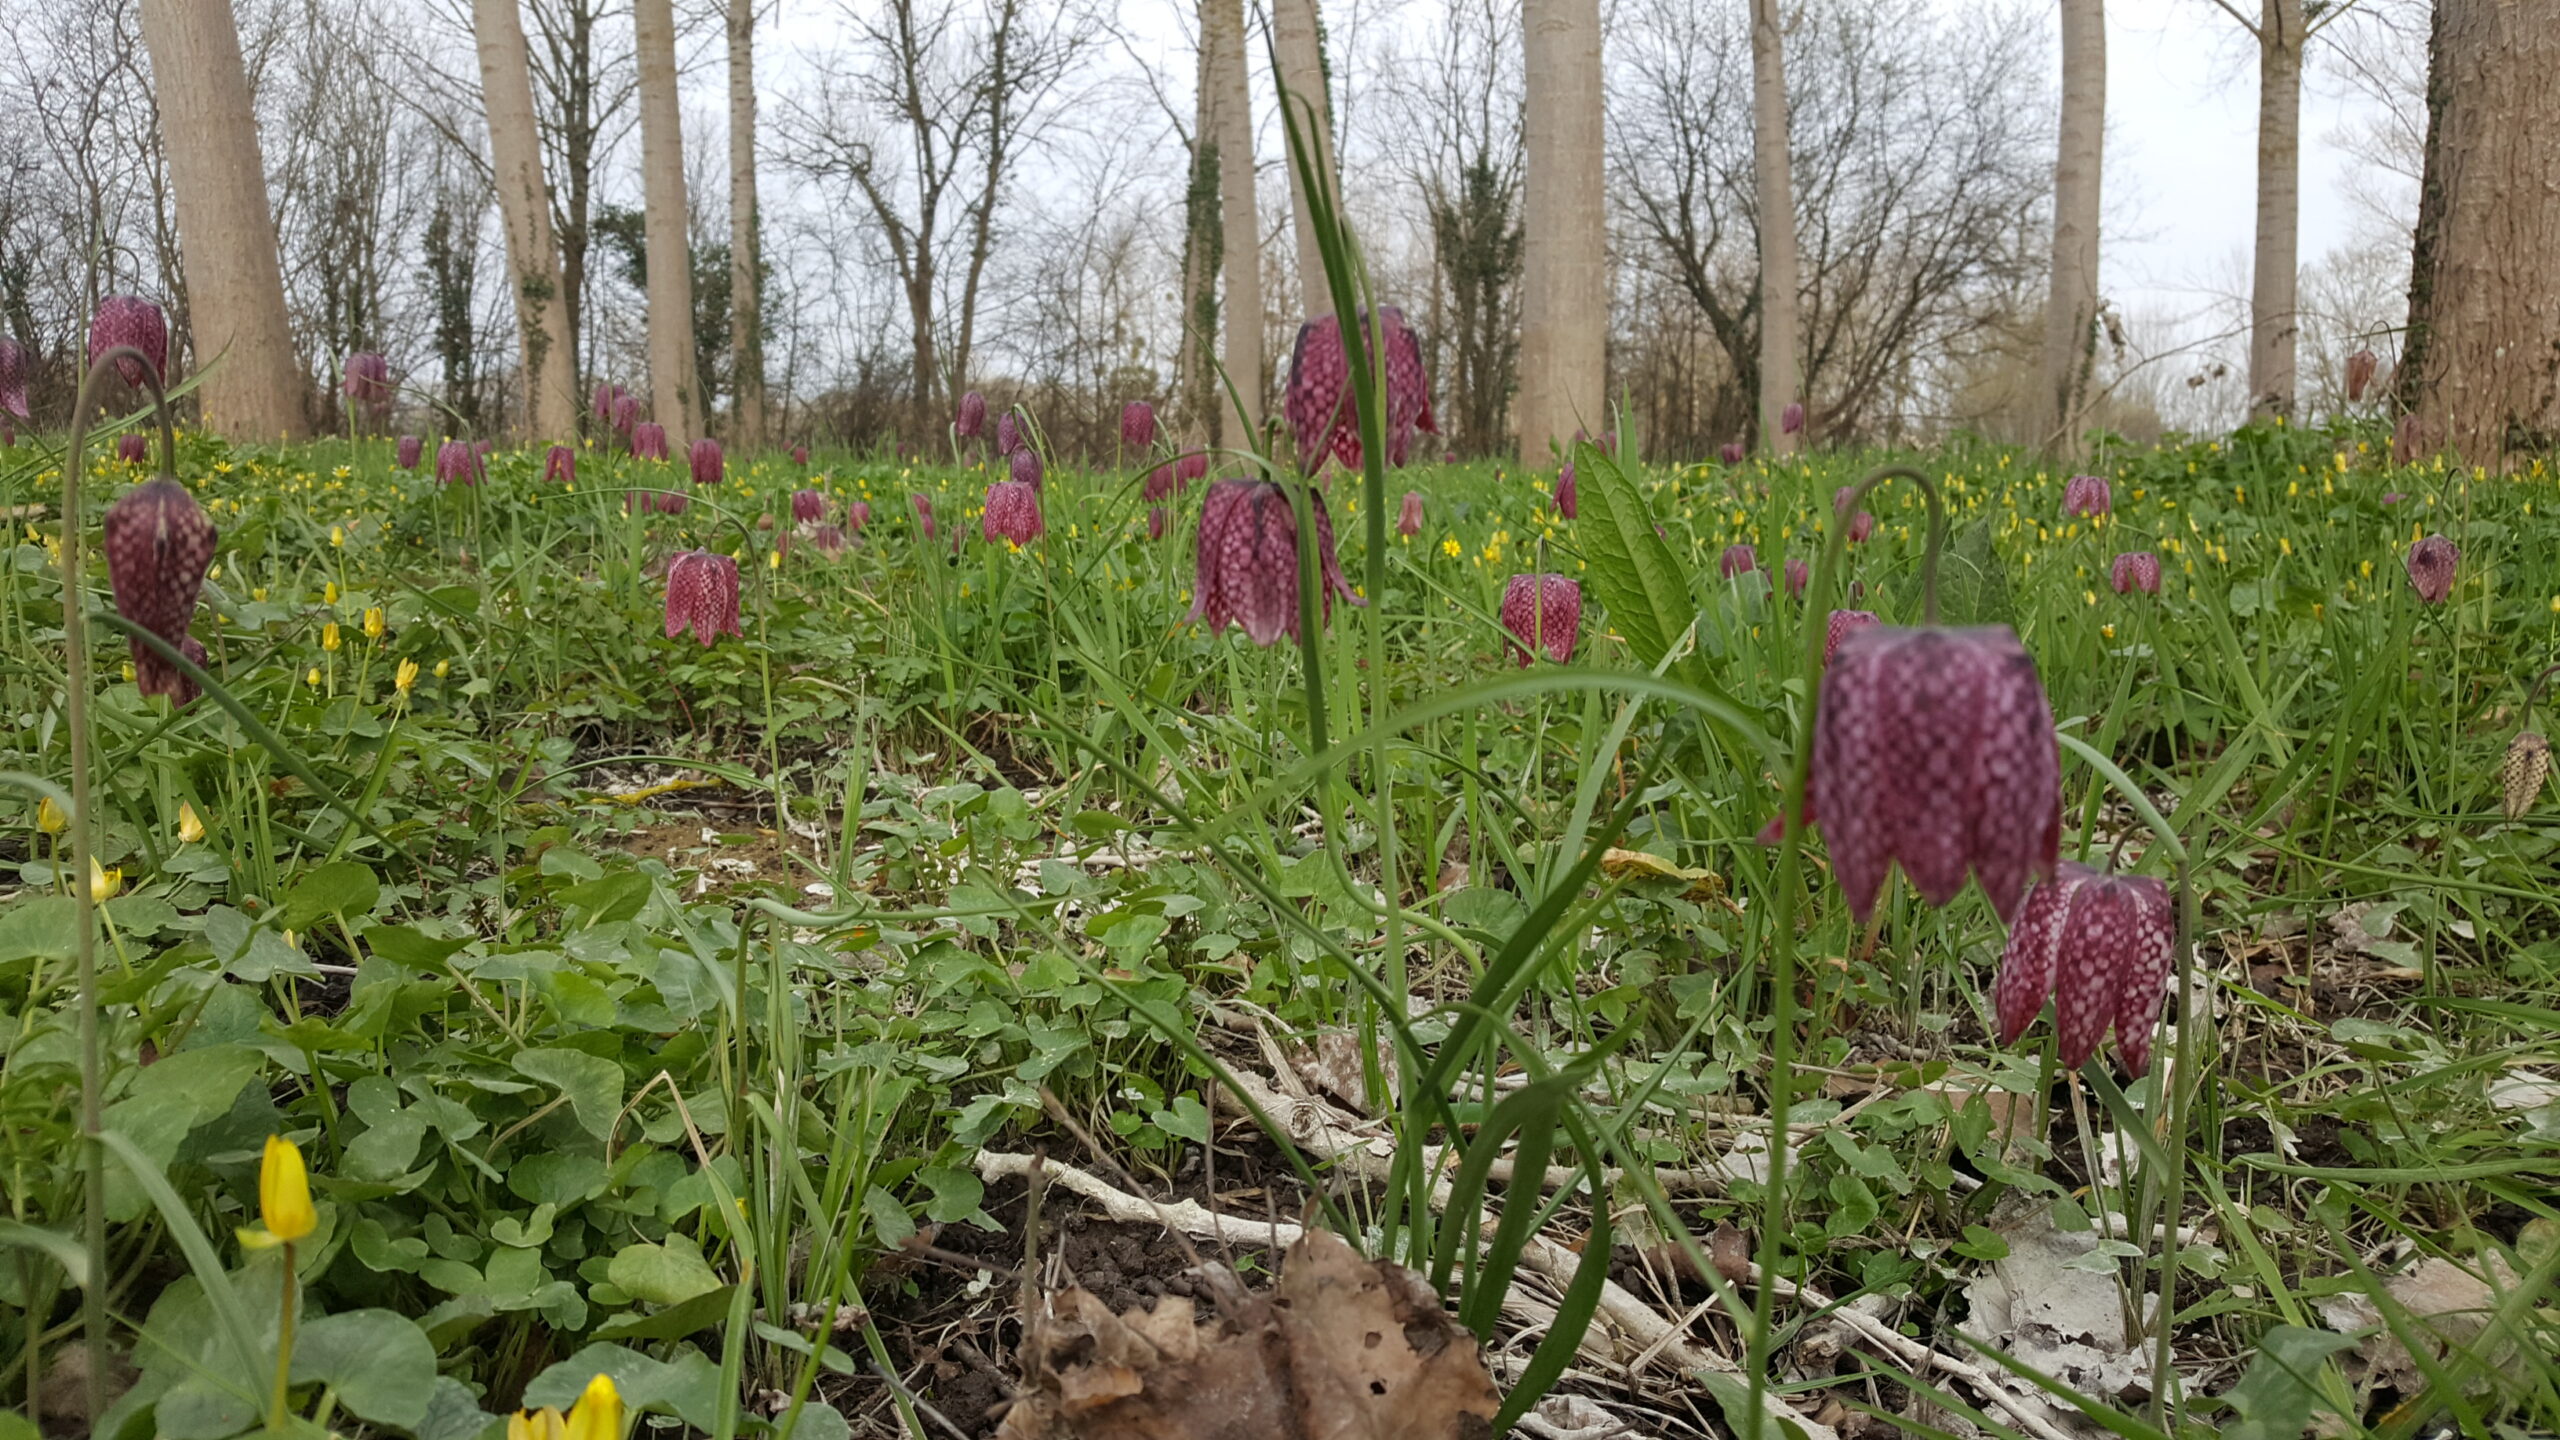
[1206,0,1263,445]
[1750,0,1801,456]
[2038,0,2105,461]
[634,0,702,441]
[2247,0,2304,423]
[730,0,765,452]
[471,0,580,440]
[1518,0,1607,459]
[1272,0,1337,320]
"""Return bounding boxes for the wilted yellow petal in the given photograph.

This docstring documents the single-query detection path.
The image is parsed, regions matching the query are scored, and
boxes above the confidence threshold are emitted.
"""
[259,1134,317,1242]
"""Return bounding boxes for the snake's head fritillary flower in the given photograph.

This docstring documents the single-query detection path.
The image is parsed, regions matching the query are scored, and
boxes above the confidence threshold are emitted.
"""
[1784,558,1808,599]
[90,296,168,388]
[805,523,848,556]
[0,337,28,420]
[1175,451,1208,486]
[956,390,987,439]
[1848,512,1876,544]
[1144,463,1177,502]
[995,409,1021,457]
[2380,491,2404,506]
[1822,608,1879,667]
[1148,505,1169,540]
[1382,305,1437,462]
[1121,400,1157,450]
[342,352,391,407]
[435,440,482,486]
[1810,624,2062,924]
[630,422,669,461]
[104,478,218,706]
[612,394,640,434]
[1286,308,1434,473]
[847,500,871,532]
[1781,401,1805,436]
[663,550,742,645]
[2345,348,2378,404]
[1554,463,1577,520]
[396,435,423,471]
[1995,861,2176,1074]
[1720,441,1746,465]
[544,445,576,485]
[791,444,809,467]
[2062,475,2112,518]
[115,433,149,464]
[1398,491,1424,538]
[2503,731,2552,820]
[2110,551,2161,595]
[2405,534,2457,604]
[982,480,1044,545]
[791,488,826,524]
[688,438,724,486]
[1189,479,1363,646]
[1719,543,1758,579]
[1009,445,1043,489]
[1499,573,1581,666]
[911,493,935,541]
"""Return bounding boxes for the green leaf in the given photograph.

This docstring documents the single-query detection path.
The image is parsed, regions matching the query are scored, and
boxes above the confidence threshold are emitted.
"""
[513,1048,624,1141]
[0,895,78,967]
[592,1284,736,1342]
[918,1165,985,1225]
[292,1309,438,1430]
[606,1237,722,1306]
[412,1377,500,1440]
[2217,1324,2355,1440]
[520,1343,724,1432]
[279,861,380,930]
[0,1219,89,1285]
[1572,442,1696,675]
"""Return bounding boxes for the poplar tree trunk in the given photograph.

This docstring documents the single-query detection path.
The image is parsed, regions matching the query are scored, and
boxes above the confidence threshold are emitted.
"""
[2247,0,2304,424]
[634,0,702,441]
[2039,0,2105,461]
[729,0,765,453]
[1272,0,1337,320]
[471,0,580,440]
[1179,33,1218,436]
[2400,0,2560,467]
[1207,0,1263,446]
[1750,0,1800,456]
[138,0,310,440]
[1517,0,1608,459]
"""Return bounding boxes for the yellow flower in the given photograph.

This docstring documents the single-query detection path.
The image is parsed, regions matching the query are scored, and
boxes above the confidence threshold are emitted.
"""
[305,667,322,688]
[564,1373,623,1440]
[330,525,345,548]
[256,1134,317,1243]
[509,1410,569,1440]
[395,658,420,695]
[322,623,343,652]
[2101,624,2116,641]
[434,659,451,679]
[178,802,206,844]
[36,796,67,835]
[324,581,339,605]
[89,858,121,903]
[364,607,385,639]
[253,587,269,602]
[2360,560,2374,578]
[2279,537,2293,556]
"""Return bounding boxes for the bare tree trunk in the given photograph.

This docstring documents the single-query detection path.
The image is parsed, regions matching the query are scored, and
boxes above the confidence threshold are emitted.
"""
[472,0,580,440]
[138,0,309,440]
[2039,0,2105,460]
[634,0,701,440]
[1179,35,1218,436]
[2247,0,2304,423]
[1518,0,1607,459]
[1750,0,1800,456]
[2402,0,2560,467]
[729,0,764,452]
[1271,0,1336,319]
[1207,0,1263,446]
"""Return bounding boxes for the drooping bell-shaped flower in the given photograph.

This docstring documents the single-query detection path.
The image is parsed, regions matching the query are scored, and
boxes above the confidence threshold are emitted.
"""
[2345,348,2378,404]
[103,478,218,705]
[612,394,641,434]
[1143,463,1174,502]
[956,390,988,439]
[592,382,625,422]
[1719,543,1758,579]
[632,422,670,461]
[688,438,724,486]
[1009,446,1043,489]
[1833,486,1877,544]
[1176,451,1208,486]
[791,444,810,467]
[1554,464,1577,520]
[396,435,423,471]
[663,550,742,646]
[982,480,1044,545]
[544,445,576,485]
[995,409,1021,457]
[805,523,848,556]
[1781,401,1805,436]
[1285,307,1435,474]
[1810,624,2062,924]
[1122,400,1156,450]
[1720,441,1746,465]
[435,440,482,486]
[2110,551,2160,595]
[1189,479,1363,646]
[1994,861,2176,1074]
[911,493,935,541]
[2405,534,2457,604]
[2062,475,2112,518]
[1823,609,1879,666]
[116,433,149,464]
[1398,491,1424,538]
[2380,491,2405,506]
[2503,731,2552,820]
[0,337,29,421]
[626,489,688,517]
[1148,505,1169,540]
[1499,573,1581,665]
[90,296,169,387]
[343,352,392,408]
[792,488,827,524]
[1784,558,1808,598]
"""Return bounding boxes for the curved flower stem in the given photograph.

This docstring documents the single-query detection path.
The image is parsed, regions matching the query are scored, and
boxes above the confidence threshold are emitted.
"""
[2521,662,2560,733]
[2055,730,2197,1432]
[1745,464,1945,1438]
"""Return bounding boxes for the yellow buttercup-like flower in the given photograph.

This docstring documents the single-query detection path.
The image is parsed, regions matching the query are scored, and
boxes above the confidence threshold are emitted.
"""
[324,581,339,605]
[89,858,121,903]
[36,796,67,835]
[322,623,343,652]
[564,1374,623,1440]
[395,658,420,695]
[178,802,206,844]
[434,659,451,679]
[253,1134,317,1244]
[305,667,322,688]
[364,607,386,639]
[330,525,345,548]
[509,1409,569,1440]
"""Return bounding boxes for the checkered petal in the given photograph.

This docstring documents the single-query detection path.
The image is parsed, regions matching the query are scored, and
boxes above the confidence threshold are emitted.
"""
[982,481,1045,545]
[1812,627,1900,923]
[663,550,742,646]
[957,391,987,438]
[1554,465,1577,519]
[89,296,168,388]
[103,479,217,704]
[0,338,30,420]
[395,436,422,471]
[1963,630,2062,921]
[1995,864,2087,1044]
[792,489,827,524]
[2111,552,2160,594]
[1121,401,1156,450]
[1499,574,1582,665]
[2102,872,2177,1075]
[1286,316,1351,476]
[2405,535,2458,604]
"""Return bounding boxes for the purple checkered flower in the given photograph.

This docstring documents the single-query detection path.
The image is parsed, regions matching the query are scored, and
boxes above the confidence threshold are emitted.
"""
[1398,491,1424,538]
[688,438,724,486]
[2345,349,2378,403]
[792,489,827,524]
[1285,307,1436,474]
[1554,463,1577,520]
[1781,401,1805,436]
[1176,451,1209,486]
[1189,479,1363,646]
[791,444,809,467]
[116,434,149,465]
[1499,573,1581,665]
[1720,543,1759,579]
[544,445,576,485]
[435,441,482,486]
[396,435,423,471]
[911,493,935,542]
[613,394,640,434]
[1823,609,1879,667]
[1010,446,1043,489]
[0,337,29,421]
[632,423,670,461]
[1122,400,1156,451]
[1148,505,1169,540]
[663,550,742,645]
[1784,558,1808,598]
[1995,861,2176,1074]
[847,500,871,532]
[805,523,848,556]
[103,479,217,705]
[995,409,1022,458]
[2111,552,2160,595]
[343,352,392,409]
[956,390,987,439]
[1720,441,1746,465]
[592,382,624,422]
[1145,463,1178,502]
[1809,624,2061,924]
[982,480,1044,545]
[2405,534,2458,604]
[2062,475,2112,519]
[89,296,168,388]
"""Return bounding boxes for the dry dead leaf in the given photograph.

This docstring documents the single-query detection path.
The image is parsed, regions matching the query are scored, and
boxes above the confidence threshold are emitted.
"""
[1290,1028,1398,1115]
[1960,1202,2156,1412]
[2313,1254,2524,1393]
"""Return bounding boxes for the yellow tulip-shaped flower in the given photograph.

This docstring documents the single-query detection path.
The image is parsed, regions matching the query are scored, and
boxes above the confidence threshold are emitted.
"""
[564,1374,623,1440]
[364,607,386,639]
[508,1409,569,1440]
[395,658,420,695]
[89,858,121,904]
[322,623,343,653]
[324,581,339,606]
[178,801,206,844]
[434,659,451,679]
[36,796,67,835]
[259,1134,317,1242]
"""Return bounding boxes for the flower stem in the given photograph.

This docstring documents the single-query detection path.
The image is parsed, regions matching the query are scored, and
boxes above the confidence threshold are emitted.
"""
[271,1239,298,1429]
